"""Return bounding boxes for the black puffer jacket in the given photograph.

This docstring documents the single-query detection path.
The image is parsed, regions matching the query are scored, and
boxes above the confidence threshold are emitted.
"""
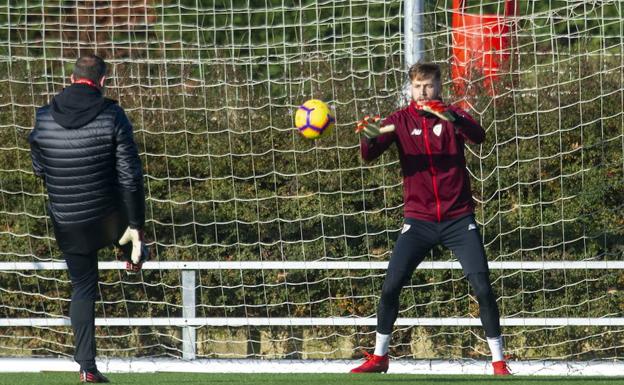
[29,84,144,253]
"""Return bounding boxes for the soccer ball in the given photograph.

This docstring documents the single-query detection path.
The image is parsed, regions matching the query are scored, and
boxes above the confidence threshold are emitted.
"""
[294,99,335,140]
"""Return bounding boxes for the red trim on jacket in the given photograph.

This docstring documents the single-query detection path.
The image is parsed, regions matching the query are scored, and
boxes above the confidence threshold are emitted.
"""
[359,99,485,222]
[420,115,442,222]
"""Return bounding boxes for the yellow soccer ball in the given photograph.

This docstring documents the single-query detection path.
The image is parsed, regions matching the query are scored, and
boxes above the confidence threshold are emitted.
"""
[294,99,335,140]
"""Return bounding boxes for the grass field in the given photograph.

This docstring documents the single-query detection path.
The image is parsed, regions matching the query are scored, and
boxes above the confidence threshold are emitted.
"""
[1,373,624,385]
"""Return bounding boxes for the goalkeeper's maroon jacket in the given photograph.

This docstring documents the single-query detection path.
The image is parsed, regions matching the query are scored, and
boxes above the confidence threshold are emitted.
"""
[360,100,485,222]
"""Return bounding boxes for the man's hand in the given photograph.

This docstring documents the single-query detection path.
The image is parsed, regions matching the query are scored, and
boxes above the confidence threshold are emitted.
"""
[355,115,395,139]
[415,100,457,122]
[118,227,149,265]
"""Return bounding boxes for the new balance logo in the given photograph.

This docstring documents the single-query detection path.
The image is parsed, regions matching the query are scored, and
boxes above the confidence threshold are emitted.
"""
[468,223,477,231]
[410,128,422,136]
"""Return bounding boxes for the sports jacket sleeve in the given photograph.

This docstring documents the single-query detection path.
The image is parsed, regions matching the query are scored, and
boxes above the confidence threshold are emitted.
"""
[359,116,397,161]
[28,126,45,179]
[114,107,145,229]
[451,107,486,144]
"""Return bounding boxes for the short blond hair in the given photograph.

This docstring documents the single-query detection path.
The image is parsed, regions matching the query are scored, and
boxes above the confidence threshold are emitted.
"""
[408,62,441,81]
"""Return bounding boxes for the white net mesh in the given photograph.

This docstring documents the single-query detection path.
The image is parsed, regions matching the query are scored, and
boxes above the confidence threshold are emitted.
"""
[0,0,622,364]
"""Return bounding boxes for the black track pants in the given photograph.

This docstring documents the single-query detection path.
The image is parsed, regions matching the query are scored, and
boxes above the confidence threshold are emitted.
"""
[65,251,99,371]
[376,214,500,337]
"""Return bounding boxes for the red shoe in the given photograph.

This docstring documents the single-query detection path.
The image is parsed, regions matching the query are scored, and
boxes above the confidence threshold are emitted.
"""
[350,351,389,373]
[492,360,512,375]
[80,369,110,383]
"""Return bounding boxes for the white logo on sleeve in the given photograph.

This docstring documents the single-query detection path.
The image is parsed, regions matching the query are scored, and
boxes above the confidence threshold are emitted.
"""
[402,224,411,234]
[468,223,477,231]
[410,128,422,136]
[433,124,443,136]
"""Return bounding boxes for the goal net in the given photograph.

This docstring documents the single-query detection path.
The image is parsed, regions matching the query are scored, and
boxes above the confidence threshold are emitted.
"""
[0,0,622,370]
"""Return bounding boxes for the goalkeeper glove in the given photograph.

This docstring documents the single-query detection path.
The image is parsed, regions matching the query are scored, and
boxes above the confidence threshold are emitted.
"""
[355,115,395,139]
[415,100,457,122]
[118,227,150,275]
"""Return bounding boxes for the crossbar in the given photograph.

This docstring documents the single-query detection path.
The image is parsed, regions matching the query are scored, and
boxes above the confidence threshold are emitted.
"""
[2,317,624,327]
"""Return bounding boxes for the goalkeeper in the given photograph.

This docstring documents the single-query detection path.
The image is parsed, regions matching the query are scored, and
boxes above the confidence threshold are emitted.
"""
[29,55,148,383]
[351,62,511,376]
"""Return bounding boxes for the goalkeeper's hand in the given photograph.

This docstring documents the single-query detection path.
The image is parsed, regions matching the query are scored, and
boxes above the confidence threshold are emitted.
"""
[118,226,149,265]
[415,100,457,122]
[355,115,395,139]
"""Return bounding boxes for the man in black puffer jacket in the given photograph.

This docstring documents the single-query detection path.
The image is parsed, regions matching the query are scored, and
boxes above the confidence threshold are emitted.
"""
[29,54,147,383]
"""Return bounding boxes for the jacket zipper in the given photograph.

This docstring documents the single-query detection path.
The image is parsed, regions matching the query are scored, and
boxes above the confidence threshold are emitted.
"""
[422,117,442,222]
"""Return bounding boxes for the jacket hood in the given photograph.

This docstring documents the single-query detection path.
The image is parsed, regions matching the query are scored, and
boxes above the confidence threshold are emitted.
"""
[50,83,117,129]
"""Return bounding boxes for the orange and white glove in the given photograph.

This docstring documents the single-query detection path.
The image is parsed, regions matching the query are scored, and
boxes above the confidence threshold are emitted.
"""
[415,100,457,122]
[118,227,149,265]
[354,115,395,139]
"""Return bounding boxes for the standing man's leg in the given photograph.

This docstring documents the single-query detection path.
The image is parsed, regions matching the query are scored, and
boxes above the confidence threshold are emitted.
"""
[351,218,435,373]
[440,214,511,375]
[64,251,100,372]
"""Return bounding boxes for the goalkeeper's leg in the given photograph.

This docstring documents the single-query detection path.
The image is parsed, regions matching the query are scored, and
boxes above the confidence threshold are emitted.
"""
[441,214,511,375]
[351,218,434,373]
[467,272,511,375]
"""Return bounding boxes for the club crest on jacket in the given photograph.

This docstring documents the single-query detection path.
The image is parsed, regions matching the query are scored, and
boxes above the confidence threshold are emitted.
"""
[433,123,442,136]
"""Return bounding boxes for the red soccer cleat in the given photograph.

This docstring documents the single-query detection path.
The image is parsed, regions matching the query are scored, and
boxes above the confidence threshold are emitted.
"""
[492,360,512,376]
[350,351,389,373]
[80,369,110,383]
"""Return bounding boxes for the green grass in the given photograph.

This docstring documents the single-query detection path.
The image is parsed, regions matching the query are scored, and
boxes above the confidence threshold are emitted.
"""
[1,373,624,385]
